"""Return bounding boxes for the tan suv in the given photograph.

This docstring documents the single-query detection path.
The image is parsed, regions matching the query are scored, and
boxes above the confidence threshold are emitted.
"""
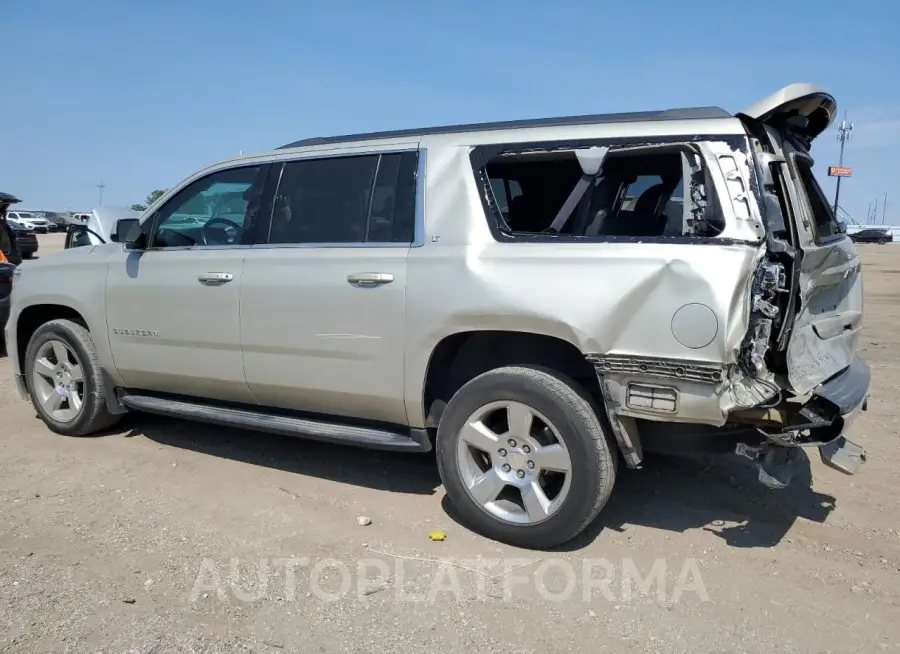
[5,83,869,549]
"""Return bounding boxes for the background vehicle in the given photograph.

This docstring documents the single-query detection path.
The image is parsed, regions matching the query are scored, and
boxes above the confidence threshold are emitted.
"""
[5,83,869,550]
[849,228,893,244]
[64,207,140,248]
[8,221,38,259]
[6,218,31,231]
[39,212,65,232]
[7,210,50,233]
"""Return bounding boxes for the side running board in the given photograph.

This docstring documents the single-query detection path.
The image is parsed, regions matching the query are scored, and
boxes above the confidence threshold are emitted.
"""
[118,392,432,453]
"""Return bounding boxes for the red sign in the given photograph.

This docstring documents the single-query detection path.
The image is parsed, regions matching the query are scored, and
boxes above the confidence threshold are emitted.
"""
[828,166,853,177]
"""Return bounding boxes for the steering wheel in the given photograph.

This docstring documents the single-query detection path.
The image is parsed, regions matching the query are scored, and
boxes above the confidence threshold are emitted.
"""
[201,217,243,245]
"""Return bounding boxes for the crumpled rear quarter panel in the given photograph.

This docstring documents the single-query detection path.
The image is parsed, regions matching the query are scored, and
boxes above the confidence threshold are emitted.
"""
[405,240,763,426]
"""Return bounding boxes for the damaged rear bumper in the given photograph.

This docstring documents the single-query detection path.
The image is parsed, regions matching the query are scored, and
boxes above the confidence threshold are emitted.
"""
[811,356,870,475]
[742,356,869,482]
[814,355,870,419]
[592,352,870,479]
[765,356,870,446]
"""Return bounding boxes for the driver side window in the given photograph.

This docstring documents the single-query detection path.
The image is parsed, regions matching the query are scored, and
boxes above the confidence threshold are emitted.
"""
[151,165,264,248]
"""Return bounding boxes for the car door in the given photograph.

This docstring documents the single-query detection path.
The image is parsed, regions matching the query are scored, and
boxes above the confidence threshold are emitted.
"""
[240,148,419,425]
[105,163,271,404]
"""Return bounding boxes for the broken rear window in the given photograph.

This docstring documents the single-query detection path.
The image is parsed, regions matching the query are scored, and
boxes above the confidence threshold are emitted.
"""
[477,143,726,239]
[794,157,841,242]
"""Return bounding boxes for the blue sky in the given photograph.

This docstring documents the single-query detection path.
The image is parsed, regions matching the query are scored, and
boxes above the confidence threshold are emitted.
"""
[3,0,898,224]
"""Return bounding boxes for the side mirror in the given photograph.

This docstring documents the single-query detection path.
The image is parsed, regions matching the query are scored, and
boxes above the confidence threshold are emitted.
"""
[112,218,140,243]
[124,220,151,250]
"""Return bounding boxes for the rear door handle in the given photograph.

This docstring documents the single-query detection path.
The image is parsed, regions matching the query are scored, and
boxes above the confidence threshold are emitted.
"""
[347,272,394,287]
[197,272,234,286]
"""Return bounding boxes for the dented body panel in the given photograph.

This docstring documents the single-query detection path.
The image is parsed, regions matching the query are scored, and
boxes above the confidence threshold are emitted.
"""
[404,237,767,428]
[785,239,863,395]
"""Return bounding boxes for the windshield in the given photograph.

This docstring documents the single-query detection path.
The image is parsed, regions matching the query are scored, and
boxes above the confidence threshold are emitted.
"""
[17,212,36,219]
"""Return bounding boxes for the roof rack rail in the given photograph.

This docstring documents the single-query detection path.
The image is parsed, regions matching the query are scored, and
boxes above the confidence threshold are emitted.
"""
[277,105,732,149]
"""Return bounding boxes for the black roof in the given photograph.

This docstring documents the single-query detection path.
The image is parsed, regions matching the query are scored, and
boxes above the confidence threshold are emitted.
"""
[0,192,21,204]
[278,106,732,149]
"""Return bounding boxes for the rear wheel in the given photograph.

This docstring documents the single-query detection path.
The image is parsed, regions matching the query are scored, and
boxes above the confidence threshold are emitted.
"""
[878,238,887,245]
[22,252,33,260]
[436,365,617,549]
[25,319,121,436]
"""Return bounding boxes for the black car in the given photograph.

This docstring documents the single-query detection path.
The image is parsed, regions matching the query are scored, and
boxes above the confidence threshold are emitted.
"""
[849,228,893,244]
[9,222,38,259]
[45,213,67,232]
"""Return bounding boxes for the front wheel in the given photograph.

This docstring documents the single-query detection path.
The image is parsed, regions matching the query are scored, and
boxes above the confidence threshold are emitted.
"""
[25,319,122,436]
[878,238,887,245]
[436,365,618,549]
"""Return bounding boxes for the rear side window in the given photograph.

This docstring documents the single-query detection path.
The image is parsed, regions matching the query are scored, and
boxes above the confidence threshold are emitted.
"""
[794,158,840,241]
[268,151,418,245]
[480,146,721,239]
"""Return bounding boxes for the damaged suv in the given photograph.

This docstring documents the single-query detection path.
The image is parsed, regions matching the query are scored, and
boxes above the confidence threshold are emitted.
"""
[5,83,868,549]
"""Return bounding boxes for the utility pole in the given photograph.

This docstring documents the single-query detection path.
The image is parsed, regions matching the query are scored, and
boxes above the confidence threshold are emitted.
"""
[882,193,888,225]
[97,181,106,207]
[873,196,879,225]
[867,202,872,224]
[832,112,854,217]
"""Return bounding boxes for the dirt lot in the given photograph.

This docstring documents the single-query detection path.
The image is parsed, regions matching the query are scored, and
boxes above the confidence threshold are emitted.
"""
[2,234,899,653]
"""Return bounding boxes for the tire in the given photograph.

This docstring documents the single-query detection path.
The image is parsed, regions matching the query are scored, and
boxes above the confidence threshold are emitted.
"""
[878,238,887,245]
[24,318,122,436]
[22,252,33,260]
[436,365,618,549]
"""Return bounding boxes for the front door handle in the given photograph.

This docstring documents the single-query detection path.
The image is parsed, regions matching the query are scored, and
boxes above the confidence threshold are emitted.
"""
[347,272,394,287]
[197,272,234,286]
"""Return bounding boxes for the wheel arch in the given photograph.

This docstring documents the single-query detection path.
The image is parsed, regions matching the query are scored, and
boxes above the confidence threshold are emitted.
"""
[15,304,90,374]
[417,329,600,430]
[14,302,126,415]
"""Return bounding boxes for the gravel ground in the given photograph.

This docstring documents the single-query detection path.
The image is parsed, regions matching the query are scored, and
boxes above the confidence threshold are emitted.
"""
[1,235,898,653]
